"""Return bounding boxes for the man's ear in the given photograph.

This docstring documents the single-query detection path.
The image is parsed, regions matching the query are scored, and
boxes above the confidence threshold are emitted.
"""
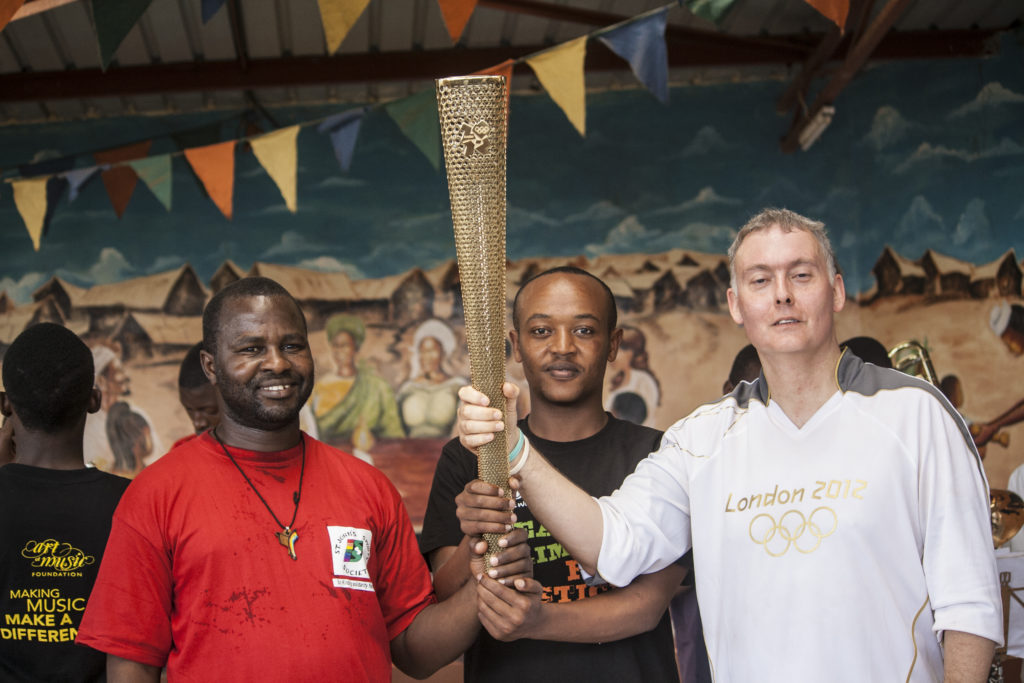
[607,327,623,363]
[200,349,217,386]
[509,330,522,363]
[727,288,744,326]
[832,273,847,313]
[87,387,102,415]
[0,392,11,418]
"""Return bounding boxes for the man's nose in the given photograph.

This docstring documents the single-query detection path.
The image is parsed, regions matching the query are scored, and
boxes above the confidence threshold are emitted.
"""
[550,328,575,354]
[262,347,289,372]
[774,279,793,305]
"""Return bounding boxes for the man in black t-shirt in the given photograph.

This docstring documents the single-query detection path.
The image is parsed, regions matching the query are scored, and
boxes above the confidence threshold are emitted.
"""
[0,323,130,682]
[421,267,706,682]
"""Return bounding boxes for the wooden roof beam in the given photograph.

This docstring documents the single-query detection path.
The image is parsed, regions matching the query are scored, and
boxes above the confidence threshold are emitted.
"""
[780,0,916,153]
[776,0,875,114]
[0,24,1003,104]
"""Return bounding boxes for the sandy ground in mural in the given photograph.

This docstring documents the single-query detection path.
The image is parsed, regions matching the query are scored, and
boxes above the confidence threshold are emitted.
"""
[119,295,1024,532]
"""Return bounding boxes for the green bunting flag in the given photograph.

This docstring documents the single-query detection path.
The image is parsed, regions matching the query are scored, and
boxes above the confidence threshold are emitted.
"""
[384,89,441,171]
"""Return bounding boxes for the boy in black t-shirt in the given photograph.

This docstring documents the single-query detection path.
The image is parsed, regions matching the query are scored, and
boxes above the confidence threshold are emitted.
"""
[0,323,130,682]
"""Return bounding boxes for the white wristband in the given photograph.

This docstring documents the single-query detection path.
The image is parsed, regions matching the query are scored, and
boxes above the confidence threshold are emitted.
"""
[508,435,531,476]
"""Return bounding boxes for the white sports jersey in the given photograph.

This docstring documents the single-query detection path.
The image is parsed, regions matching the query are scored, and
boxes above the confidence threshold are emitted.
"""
[596,351,1001,682]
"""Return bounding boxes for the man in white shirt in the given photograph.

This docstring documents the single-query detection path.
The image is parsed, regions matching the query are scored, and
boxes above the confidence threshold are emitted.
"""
[459,208,1001,682]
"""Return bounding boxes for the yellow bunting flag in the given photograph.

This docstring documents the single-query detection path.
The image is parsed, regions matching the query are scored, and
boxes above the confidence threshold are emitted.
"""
[250,125,300,213]
[317,0,370,54]
[184,141,236,220]
[12,177,49,251]
[0,0,25,33]
[525,36,588,137]
[802,0,848,29]
[438,0,476,44]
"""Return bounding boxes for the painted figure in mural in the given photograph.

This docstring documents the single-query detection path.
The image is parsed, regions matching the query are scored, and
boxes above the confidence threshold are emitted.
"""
[312,313,404,445]
[177,342,221,438]
[105,402,153,475]
[83,346,162,473]
[840,336,892,369]
[458,209,1001,682]
[76,277,532,682]
[421,266,702,682]
[396,319,467,438]
[0,323,130,682]
[604,325,660,427]
[721,343,761,394]
[972,302,1024,454]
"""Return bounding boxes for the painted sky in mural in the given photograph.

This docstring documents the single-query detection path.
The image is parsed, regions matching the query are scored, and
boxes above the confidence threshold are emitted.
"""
[0,33,1022,301]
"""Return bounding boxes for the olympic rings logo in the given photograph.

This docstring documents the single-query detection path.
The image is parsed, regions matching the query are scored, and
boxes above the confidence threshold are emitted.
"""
[748,507,838,557]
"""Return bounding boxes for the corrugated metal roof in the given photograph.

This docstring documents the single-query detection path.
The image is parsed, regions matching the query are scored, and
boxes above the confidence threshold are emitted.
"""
[0,0,1017,125]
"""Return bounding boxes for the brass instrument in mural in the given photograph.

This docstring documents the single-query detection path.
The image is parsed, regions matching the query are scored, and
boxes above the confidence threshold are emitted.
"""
[889,339,1019,551]
[992,490,1024,549]
[888,340,939,386]
[436,74,512,561]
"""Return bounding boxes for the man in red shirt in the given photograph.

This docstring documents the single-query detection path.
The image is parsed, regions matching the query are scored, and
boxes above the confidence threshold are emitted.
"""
[78,277,529,681]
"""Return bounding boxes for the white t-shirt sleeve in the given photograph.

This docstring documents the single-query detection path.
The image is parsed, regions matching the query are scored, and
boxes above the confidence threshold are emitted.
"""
[918,396,1002,644]
[594,429,693,587]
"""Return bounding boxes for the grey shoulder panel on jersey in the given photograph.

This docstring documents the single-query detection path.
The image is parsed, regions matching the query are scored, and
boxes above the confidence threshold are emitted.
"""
[837,349,985,479]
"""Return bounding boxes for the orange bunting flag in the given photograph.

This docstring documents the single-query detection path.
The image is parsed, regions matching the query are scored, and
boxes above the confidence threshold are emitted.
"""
[0,0,26,34]
[12,177,49,251]
[438,0,476,44]
[802,0,848,29]
[94,140,152,219]
[317,0,370,54]
[184,141,236,220]
[250,125,300,213]
[475,59,515,122]
[525,36,588,137]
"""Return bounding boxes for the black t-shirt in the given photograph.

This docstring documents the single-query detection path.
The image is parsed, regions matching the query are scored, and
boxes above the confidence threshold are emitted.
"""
[0,464,130,683]
[420,415,680,683]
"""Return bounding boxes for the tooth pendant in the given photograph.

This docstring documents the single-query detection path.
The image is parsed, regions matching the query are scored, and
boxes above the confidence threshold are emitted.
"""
[277,527,298,560]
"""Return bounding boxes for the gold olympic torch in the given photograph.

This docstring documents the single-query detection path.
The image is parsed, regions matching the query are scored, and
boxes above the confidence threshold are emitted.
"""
[436,75,512,561]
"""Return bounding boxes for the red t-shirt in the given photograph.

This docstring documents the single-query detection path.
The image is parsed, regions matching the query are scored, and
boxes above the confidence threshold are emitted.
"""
[77,432,435,681]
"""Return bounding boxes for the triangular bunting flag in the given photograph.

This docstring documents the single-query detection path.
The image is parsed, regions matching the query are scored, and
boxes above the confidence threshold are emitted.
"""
[802,0,849,29]
[128,155,173,211]
[0,0,26,34]
[64,167,100,203]
[475,59,515,122]
[525,36,588,137]
[94,140,152,218]
[438,0,476,44]
[317,0,370,55]
[682,0,738,25]
[12,177,49,251]
[317,108,367,172]
[42,176,68,239]
[184,141,236,220]
[598,10,669,104]
[250,126,300,213]
[384,89,441,170]
[201,0,226,23]
[91,0,156,70]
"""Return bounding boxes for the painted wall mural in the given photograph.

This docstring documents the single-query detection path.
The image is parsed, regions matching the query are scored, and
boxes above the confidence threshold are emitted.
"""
[0,33,1022,527]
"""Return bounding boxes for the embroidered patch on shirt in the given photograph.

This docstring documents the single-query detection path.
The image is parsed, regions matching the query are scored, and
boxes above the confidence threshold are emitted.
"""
[328,526,374,592]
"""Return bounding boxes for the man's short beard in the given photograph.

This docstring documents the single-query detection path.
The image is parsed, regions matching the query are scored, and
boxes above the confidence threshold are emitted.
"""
[214,366,314,432]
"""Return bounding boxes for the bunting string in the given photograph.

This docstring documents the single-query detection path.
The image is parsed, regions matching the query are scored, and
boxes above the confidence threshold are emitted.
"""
[4,1,690,249]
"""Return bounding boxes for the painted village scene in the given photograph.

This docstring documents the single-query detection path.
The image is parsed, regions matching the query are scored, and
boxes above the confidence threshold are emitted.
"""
[2,242,1024,528]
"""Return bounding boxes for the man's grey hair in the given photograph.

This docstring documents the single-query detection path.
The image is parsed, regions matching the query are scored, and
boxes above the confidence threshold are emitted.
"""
[727,208,837,291]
